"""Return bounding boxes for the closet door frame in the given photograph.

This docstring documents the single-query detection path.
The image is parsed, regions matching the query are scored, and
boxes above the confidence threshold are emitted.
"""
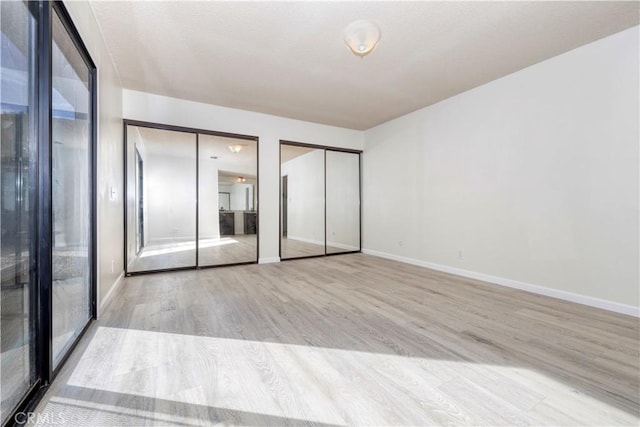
[278,140,362,261]
[122,119,260,276]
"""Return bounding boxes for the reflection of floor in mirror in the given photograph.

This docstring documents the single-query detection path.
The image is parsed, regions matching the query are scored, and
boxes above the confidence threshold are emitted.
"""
[199,235,257,266]
[129,240,196,272]
[129,235,258,272]
[281,237,358,259]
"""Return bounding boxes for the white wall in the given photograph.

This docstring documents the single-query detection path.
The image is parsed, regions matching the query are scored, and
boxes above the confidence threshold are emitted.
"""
[64,1,124,313]
[123,90,363,262]
[145,154,197,243]
[363,26,639,315]
[281,150,325,245]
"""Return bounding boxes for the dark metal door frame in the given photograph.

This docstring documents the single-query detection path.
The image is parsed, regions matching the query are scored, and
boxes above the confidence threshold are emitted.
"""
[3,2,98,425]
[122,119,260,276]
[278,140,362,261]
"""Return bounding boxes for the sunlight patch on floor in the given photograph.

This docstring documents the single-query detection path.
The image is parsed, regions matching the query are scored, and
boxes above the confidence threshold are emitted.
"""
[57,326,634,426]
[140,238,238,257]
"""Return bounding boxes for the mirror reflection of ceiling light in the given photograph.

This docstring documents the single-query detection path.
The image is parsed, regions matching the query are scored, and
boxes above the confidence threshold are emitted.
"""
[228,144,246,154]
[237,176,246,183]
[343,20,381,58]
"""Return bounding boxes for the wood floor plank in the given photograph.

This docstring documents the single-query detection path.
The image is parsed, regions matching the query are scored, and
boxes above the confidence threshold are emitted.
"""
[34,253,639,426]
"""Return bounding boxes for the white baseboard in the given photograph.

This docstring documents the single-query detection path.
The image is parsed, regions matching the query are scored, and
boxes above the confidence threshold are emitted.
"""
[99,271,124,318]
[362,249,639,317]
[259,257,280,264]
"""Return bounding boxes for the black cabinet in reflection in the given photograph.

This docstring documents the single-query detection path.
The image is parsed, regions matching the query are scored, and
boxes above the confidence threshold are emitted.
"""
[219,211,235,235]
[244,212,257,235]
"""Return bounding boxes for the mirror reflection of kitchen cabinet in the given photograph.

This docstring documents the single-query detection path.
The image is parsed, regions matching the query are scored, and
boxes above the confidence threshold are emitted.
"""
[244,211,257,234]
[219,211,235,235]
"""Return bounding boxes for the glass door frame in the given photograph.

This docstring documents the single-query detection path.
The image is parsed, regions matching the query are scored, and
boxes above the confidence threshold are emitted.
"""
[122,119,260,276]
[38,0,98,387]
[3,1,98,425]
[278,140,362,261]
[48,0,97,372]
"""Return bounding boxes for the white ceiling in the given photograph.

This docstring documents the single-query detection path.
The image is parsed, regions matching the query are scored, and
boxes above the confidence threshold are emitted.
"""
[91,1,639,130]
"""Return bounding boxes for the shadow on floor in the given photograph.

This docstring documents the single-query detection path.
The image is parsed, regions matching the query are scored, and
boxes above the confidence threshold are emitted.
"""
[38,254,640,425]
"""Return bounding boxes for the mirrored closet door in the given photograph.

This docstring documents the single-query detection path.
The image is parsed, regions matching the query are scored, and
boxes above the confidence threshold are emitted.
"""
[125,125,197,273]
[198,135,257,267]
[280,145,325,259]
[280,142,361,260]
[124,122,258,275]
[326,150,360,254]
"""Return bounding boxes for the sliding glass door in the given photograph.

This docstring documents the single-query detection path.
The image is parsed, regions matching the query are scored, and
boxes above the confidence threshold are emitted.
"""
[280,142,361,260]
[50,5,95,369]
[0,1,37,422]
[124,122,258,275]
[1,1,96,422]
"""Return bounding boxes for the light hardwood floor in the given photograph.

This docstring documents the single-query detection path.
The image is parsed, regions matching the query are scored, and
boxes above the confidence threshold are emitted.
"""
[35,254,639,426]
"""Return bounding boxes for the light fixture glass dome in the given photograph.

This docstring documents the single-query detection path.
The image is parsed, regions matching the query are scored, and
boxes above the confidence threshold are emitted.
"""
[343,20,381,57]
[228,144,246,154]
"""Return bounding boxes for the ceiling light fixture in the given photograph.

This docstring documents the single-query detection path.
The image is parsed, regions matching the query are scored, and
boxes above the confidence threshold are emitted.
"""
[343,19,381,58]
[237,176,246,183]
[228,144,246,154]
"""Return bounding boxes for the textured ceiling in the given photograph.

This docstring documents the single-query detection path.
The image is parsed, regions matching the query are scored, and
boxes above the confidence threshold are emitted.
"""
[90,1,639,130]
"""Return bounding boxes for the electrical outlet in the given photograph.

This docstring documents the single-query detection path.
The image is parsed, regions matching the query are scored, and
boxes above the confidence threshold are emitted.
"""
[398,240,404,247]
[111,259,115,274]
[458,250,464,260]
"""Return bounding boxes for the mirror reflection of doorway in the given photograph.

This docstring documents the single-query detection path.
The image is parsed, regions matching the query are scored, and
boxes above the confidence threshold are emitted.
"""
[135,149,144,254]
